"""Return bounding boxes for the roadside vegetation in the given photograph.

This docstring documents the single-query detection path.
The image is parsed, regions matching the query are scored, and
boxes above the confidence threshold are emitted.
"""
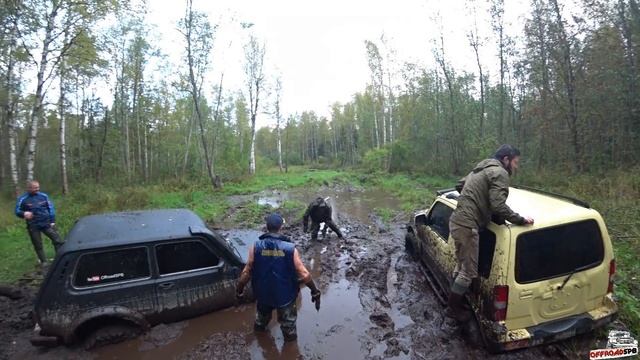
[1,167,638,336]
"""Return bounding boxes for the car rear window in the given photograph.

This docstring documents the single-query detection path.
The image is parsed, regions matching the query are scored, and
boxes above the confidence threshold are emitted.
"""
[428,202,453,240]
[74,247,150,288]
[156,240,220,275]
[515,220,604,283]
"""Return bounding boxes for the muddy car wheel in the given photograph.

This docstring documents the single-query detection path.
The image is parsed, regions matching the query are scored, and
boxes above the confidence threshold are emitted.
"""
[83,323,142,350]
[405,231,417,260]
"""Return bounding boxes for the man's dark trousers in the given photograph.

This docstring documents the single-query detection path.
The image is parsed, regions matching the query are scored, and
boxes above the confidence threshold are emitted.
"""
[28,225,63,263]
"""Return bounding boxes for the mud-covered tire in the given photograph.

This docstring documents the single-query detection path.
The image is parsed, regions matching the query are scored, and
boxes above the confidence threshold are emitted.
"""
[405,231,417,260]
[84,323,142,350]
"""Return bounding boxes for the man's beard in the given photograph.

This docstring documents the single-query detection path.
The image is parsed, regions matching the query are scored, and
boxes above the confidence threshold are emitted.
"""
[503,161,513,175]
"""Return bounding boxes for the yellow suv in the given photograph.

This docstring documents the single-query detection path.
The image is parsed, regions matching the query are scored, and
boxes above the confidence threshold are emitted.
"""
[405,186,618,352]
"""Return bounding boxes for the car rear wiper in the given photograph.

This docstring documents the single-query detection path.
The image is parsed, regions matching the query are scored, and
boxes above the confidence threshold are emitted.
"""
[557,264,593,290]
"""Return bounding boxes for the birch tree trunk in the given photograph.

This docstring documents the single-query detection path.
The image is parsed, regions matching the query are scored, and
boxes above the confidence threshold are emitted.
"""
[27,21,55,182]
[211,73,224,170]
[277,124,283,171]
[132,48,142,177]
[249,126,256,174]
[468,4,486,138]
[96,109,109,183]
[183,0,219,189]
[182,107,194,177]
[58,65,69,195]
[373,100,380,148]
[244,36,265,175]
[143,122,149,182]
[274,78,283,172]
[4,16,19,195]
[490,0,506,143]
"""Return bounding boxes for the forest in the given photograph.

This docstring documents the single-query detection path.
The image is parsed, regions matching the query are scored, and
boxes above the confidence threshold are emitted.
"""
[0,0,639,192]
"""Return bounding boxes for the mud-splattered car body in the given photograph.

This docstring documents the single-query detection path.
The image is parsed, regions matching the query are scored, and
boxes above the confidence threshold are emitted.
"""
[31,209,251,346]
[405,187,618,352]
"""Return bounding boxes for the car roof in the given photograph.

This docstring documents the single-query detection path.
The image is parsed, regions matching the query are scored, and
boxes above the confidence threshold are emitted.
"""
[439,187,600,227]
[59,209,207,254]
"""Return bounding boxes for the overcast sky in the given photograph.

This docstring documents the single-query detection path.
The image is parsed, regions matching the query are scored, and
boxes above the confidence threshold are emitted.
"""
[143,0,533,127]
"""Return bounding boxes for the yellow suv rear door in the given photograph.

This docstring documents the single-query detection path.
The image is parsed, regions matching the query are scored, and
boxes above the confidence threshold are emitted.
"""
[506,219,609,330]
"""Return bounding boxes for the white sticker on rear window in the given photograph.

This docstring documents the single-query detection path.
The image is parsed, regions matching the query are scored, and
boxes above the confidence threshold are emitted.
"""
[86,273,125,282]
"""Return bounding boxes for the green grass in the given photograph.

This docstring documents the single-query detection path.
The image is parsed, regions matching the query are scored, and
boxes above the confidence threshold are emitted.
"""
[0,168,344,283]
[351,172,455,212]
[234,203,273,226]
[219,167,344,195]
[280,199,307,220]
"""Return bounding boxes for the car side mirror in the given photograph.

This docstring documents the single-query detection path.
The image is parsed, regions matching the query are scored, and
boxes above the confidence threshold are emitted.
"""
[189,225,210,237]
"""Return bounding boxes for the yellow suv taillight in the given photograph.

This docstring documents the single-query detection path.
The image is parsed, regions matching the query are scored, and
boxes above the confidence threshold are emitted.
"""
[493,285,509,321]
[608,259,615,294]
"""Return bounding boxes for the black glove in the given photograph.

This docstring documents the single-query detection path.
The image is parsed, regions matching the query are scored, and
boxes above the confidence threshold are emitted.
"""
[311,290,321,311]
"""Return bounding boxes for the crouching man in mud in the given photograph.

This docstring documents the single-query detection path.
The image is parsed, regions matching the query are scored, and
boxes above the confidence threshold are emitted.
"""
[445,145,533,333]
[303,197,343,241]
[236,213,321,341]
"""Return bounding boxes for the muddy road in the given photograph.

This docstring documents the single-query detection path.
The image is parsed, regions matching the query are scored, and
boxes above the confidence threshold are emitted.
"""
[1,186,604,359]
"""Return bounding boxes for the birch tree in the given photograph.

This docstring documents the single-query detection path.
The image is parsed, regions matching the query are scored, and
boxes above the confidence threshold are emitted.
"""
[365,40,385,147]
[273,76,283,172]
[20,0,118,182]
[1,3,21,195]
[243,34,266,175]
[467,0,486,138]
[179,0,220,189]
[490,0,507,143]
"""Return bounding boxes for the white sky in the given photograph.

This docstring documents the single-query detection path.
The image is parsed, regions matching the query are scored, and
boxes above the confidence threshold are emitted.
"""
[143,0,533,127]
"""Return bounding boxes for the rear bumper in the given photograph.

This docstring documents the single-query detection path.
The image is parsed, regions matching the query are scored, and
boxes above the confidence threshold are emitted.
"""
[486,295,618,352]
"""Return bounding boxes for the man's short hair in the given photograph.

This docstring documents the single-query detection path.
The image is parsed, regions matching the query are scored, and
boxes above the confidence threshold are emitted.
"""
[494,144,521,161]
[265,213,284,232]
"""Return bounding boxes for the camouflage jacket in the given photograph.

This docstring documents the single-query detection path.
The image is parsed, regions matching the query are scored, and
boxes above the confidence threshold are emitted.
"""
[303,198,332,228]
[450,158,525,229]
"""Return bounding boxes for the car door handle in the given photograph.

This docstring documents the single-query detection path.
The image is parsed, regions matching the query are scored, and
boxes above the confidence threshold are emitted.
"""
[158,282,175,290]
[519,290,533,299]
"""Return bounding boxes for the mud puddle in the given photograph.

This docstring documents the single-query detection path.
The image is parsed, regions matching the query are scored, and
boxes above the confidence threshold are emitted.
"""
[94,281,367,360]
[225,185,402,226]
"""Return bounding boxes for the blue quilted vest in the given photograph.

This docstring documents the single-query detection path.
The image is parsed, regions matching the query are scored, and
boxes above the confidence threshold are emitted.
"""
[252,233,298,308]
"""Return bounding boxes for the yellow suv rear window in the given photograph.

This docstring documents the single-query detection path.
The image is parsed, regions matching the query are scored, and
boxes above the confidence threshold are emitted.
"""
[515,220,604,283]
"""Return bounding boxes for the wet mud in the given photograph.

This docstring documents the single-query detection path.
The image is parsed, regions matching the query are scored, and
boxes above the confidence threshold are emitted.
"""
[0,186,612,359]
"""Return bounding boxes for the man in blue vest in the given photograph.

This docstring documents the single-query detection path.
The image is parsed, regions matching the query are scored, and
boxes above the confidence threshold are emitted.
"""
[15,180,64,264]
[236,213,321,342]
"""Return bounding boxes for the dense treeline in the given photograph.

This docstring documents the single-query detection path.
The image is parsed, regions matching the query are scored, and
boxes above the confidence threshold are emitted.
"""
[261,0,640,176]
[1,0,639,195]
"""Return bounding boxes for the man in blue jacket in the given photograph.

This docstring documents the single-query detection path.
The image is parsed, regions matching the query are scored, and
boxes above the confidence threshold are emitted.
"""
[236,213,321,342]
[15,180,63,264]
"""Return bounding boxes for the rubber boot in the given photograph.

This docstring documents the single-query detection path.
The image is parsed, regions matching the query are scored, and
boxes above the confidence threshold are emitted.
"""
[445,293,472,323]
[441,292,472,340]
